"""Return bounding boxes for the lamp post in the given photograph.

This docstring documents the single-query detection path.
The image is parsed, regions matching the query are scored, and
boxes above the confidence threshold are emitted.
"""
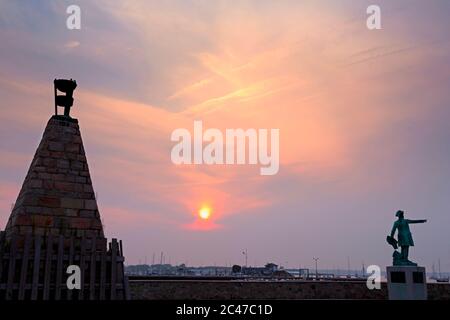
[242,249,248,267]
[313,257,319,280]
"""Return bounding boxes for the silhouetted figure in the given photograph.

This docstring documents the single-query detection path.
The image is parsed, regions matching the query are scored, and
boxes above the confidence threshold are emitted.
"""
[387,210,426,266]
[54,79,77,118]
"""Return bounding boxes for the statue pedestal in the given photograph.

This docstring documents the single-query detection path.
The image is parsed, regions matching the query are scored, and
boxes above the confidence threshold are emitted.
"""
[386,266,427,300]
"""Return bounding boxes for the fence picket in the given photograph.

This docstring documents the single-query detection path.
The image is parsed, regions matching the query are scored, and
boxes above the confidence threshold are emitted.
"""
[67,236,74,300]
[6,234,18,300]
[99,242,106,300]
[89,237,97,300]
[79,236,86,300]
[43,234,53,300]
[55,235,64,300]
[110,239,118,300]
[31,235,42,300]
[18,234,32,300]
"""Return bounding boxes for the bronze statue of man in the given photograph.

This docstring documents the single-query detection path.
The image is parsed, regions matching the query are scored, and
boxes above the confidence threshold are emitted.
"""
[389,210,426,265]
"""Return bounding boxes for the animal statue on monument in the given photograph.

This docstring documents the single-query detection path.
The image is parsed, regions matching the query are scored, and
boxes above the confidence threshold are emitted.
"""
[54,78,77,118]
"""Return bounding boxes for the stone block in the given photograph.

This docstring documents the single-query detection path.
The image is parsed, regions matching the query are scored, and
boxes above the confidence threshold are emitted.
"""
[55,181,76,192]
[43,158,57,167]
[47,167,58,173]
[22,196,38,206]
[83,192,96,199]
[50,151,65,158]
[84,199,98,210]
[37,196,60,208]
[29,179,43,188]
[32,215,54,227]
[61,198,84,209]
[50,207,65,215]
[65,208,79,217]
[76,176,87,184]
[65,143,80,153]
[11,206,26,215]
[72,135,82,144]
[63,127,77,135]
[27,172,38,179]
[48,141,64,151]
[65,174,77,183]
[71,160,84,170]
[83,184,94,193]
[74,183,85,192]
[66,152,78,160]
[26,206,43,214]
[84,230,98,238]
[19,226,33,234]
[91,219,103,229]
[57,169,69,175]
[31,159,42,167]
[13,214,33,226]
[79,210,96,218]
[57,159,70,169]
[38,172,52,180]
[42,180,54,189]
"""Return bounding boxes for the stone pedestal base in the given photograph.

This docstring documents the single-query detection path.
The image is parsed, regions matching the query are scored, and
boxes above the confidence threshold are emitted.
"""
[386,266,427,300]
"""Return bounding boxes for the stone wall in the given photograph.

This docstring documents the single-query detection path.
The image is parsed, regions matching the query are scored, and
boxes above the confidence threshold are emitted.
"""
[129,280,450,300]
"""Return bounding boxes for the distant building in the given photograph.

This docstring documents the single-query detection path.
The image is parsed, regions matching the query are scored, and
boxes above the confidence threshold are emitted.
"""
[265,263,279,272]
[239,262,287,278]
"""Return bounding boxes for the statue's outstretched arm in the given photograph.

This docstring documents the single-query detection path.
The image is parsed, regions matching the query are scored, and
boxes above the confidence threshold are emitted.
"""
[408,219,427,224]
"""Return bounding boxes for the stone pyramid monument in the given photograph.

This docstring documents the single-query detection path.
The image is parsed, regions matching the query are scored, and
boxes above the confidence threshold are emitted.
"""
[5,116,104,240]
[0,80,128,300]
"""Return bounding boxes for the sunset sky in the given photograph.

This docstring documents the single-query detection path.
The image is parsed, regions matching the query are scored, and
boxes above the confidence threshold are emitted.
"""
[1,0,450,270]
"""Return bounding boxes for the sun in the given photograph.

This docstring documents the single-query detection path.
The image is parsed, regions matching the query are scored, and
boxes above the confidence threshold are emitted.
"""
[198,206,211,220]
